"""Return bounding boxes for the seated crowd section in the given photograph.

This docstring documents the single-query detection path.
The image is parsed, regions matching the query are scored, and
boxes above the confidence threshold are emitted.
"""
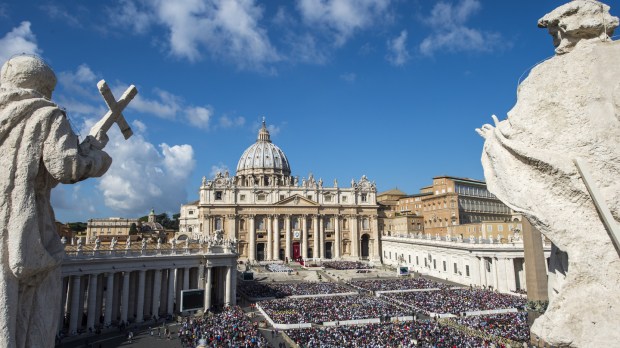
[238,281,352,298]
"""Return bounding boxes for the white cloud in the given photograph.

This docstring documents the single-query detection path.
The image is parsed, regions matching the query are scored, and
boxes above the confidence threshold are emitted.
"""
[267,124,280,136]
[219,115,245,128]
[0,21,41,64]
[0,4,8,18]
[386,30,410,66]
[109,0,154,34]
[57,64,100,100]
[340,72,356,83]
[419,0,502,56]
[97,123,195,215]
[109,0,279,70]
[39,4,81,27]
[185,106,213,130]
[209,163,229,178]
[297,0,391,46]
[129,88,183,120]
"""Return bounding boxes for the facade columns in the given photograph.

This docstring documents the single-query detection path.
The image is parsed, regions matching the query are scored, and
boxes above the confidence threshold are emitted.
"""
[167,268,176,315]
[152,270,162,318]
[267,215,273,260]
[204,267,212,312]
[86,273,99,330]
[69,275,81,334]
[372,215,380,259]
[205,216,212,236]
[285,215,291,260]
[351,215,359,257]
[313,215,319,259]
[59,277,69,331]
[319,215,325,259]
[470,257,480,287]
[227,215,236,240]
[274,216,281,260]
[302,215,308,259]
[120,272,130,323]
[183,267,190,290]
[334,215,341,259]
[490,258,499,290]
[135,270,146,323]
[248,216,256,261]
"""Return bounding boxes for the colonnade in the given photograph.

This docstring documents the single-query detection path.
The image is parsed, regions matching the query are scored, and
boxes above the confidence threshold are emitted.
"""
[60,264,236,334]
[205,213,381,262]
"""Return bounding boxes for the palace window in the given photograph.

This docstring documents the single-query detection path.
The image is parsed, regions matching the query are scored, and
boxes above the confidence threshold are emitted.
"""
[454,263,458,274]
[258,218,265,230]
[240,194,246,201]
[307,195,313,200]
[325,195,332,202]
[215,191,223,200]
[279,195,285,201]
[257,194,266,201]
[188,210,194,215]
[443,261,447,272]
[466,265,470,277]
[342,196,348,203]
[361,193,367,202]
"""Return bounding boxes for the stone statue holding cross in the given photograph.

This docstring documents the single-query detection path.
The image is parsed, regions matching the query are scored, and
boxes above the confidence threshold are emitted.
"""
[0,55,137,347]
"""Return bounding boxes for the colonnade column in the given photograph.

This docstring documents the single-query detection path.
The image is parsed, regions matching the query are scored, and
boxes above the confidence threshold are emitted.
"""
[334,216,341,259]
[285,215,291,260]
[152,270,162,318]
[225,266,232,306]
[183,267,190,291]
[135,270,146,323]
[351,215,359,257]
[267,215,273,260]
[490,258,499,290]
[104,273,114,326]
[319,215,325,259]
[273,217,281,260]
[313,215,319,259]
[59,277,69,332]
[120,272,130,323]
[69,275,81,334]
[479,257,487,287]
[204,267,212,312]
[302,215,308,259]
[248,215,256,261]
[167,268,176,315]
[505,258,517,292]
[86,273,98,330]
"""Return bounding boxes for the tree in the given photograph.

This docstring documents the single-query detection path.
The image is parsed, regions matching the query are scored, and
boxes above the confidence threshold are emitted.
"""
[129,223,138,235]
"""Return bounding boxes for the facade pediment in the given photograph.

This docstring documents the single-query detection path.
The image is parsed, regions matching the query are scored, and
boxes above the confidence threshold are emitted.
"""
[274,194,319,207]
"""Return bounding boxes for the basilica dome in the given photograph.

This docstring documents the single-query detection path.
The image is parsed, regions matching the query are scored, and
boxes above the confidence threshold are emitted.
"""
[236,120,291,177]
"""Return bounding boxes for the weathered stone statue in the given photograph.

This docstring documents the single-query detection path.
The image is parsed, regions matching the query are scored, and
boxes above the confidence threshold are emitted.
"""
[477,2,619,346]
[0,55,114,347]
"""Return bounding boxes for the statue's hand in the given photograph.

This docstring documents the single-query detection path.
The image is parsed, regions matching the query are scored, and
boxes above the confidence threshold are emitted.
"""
[476,115,501,139]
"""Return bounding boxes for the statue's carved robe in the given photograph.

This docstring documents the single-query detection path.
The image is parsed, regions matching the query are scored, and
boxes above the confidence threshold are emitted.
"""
[0,87,111,347]
[480,41,620,346]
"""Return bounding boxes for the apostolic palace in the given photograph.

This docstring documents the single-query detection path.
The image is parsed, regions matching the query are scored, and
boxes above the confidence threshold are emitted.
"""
[179,120,381,263]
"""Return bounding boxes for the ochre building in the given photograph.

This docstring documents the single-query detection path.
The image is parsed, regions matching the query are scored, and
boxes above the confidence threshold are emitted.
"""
[179,121,380,262]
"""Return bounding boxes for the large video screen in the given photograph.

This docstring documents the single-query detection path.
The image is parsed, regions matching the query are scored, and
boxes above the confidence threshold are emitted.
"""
[180,289,205,312]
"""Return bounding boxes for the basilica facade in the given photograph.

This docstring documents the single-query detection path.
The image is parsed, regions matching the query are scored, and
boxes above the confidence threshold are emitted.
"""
[179,121,380,262]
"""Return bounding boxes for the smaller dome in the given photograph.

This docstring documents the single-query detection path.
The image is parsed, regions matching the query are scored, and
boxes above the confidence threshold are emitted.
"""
[236,119,291,176]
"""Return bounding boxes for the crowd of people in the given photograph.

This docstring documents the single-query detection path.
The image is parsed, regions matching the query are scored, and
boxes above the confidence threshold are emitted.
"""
[383,288,527,315]
[450,312,530,343]
[259,295,408,324]
[348,278,445,292]
[286,320,497,347]
[239,281,352,298]
[323,261,373,270]
[176,306,269,347]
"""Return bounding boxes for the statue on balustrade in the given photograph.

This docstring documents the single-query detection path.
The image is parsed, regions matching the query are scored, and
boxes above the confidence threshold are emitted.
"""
[0,54,135,347]
[477,1,619,346]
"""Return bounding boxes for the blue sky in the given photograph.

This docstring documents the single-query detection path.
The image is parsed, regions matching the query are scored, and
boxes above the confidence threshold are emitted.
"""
[1,0,603,222]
